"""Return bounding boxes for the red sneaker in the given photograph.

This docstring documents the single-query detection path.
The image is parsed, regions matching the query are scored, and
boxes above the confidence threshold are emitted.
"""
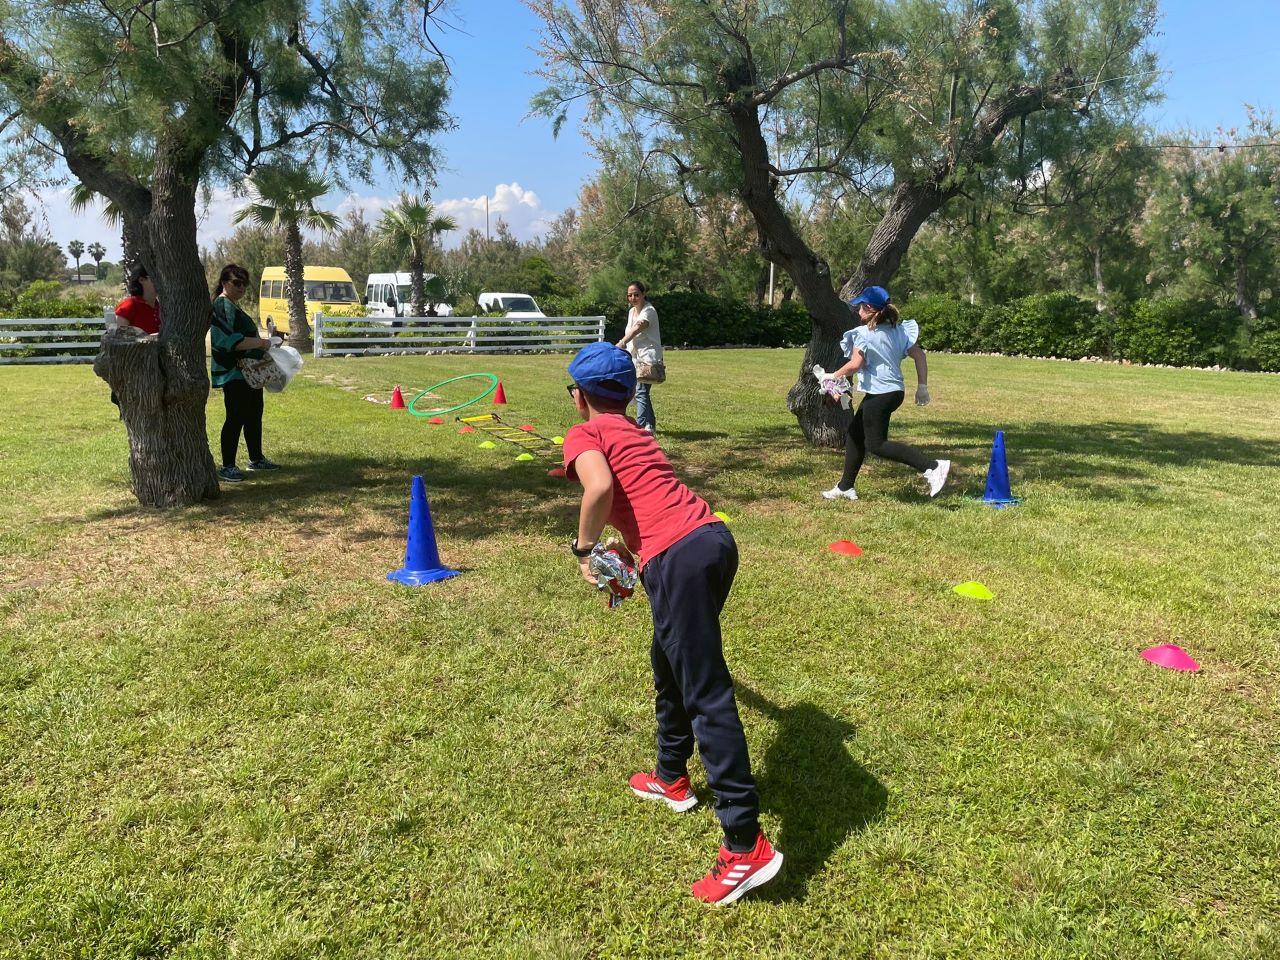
[628,770,699,813]
[690,832,784,906]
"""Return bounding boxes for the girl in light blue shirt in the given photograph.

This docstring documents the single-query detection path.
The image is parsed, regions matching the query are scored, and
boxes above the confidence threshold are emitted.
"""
[818,286,950,501]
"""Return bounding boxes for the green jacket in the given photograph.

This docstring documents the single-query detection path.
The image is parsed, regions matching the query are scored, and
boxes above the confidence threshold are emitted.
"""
[210,296,264,387]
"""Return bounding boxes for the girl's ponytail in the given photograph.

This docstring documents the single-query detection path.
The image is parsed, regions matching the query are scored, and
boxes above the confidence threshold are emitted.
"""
[865,302,900,332]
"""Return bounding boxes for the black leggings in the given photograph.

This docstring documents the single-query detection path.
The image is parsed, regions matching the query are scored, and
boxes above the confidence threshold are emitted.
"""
[840,390,937,490]
[221,378,264,467]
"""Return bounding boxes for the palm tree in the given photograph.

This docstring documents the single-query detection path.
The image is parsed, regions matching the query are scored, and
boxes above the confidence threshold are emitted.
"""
[234,165,339,348]
[70,183,138,283]
[87,241,107,280]
[374,194,457,317]
[67,239,85,283]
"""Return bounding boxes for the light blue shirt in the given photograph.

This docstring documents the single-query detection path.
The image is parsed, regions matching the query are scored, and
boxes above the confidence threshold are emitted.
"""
[840,319,920,394]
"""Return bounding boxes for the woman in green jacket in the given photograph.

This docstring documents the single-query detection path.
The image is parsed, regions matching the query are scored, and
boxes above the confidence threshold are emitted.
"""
[211,263,278,483]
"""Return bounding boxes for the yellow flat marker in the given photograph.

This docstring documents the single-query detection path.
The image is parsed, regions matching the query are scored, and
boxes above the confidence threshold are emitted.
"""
[515,453,535,461]
[713,511,731,523]
[478,441,497,449]
[952,581,994,601]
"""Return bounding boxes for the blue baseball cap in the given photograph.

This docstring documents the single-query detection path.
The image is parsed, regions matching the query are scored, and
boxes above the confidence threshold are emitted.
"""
[568,342,636,401]
[848,285,891,310]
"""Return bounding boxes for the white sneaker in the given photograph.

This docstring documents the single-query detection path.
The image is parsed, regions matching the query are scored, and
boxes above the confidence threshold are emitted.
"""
[821,485,858,501]
[924,459,951,497]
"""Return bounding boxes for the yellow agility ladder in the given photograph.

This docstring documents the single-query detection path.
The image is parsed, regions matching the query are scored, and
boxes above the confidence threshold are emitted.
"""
[457,413,563,461]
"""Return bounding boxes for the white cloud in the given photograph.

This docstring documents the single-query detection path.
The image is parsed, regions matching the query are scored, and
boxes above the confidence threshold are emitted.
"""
[434,182,557,246]
[25,180,563,265]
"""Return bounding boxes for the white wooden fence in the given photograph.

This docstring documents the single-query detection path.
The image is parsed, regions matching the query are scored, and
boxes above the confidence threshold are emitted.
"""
[313,314,606,358]
[0,307,112,365]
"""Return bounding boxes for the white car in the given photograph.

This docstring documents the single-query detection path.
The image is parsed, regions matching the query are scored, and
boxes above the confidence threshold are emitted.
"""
[477,292,545,318]
[365,272,453,318]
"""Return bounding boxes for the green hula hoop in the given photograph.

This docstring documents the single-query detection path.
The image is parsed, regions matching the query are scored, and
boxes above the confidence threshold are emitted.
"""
[407,373,500,418]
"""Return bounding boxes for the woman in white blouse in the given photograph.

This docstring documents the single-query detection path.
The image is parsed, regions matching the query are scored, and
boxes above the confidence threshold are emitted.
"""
[616,280,664,432]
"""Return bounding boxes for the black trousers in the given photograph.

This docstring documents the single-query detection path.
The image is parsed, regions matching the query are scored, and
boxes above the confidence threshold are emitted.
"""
[840,390,937,489]
[220,378,264,466]
[642,522,759,848]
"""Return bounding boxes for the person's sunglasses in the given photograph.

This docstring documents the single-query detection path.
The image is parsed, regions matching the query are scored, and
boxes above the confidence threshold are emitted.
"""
[565,383,579,398]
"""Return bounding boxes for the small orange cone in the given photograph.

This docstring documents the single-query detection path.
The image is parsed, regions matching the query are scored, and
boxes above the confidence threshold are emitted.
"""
[428,416,444,425]
[459,425,476,434]
[519,424,535,432]
[390,385,406,410]
[493,381,508,405]
[547,466,567,479]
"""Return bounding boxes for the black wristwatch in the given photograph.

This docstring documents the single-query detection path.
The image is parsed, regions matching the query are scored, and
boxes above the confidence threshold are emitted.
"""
[570,538,595,558]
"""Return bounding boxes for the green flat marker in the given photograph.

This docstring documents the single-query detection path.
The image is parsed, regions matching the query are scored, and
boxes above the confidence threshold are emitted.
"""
[515,453,535,461]
[952,581,994,601]
[713,511,731,523]
[478,441,497,449]
[552,436,565,445]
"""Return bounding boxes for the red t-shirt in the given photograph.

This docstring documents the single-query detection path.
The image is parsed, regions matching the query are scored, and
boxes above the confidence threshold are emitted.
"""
[563,414,718,569]
[114,296,161,335]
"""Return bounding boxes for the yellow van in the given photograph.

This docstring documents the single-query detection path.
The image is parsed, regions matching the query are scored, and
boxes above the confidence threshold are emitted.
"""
[257,266,361,332]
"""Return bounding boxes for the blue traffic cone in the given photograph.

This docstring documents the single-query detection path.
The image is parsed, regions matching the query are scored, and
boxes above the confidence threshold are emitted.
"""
[982,431,1021,507]
[388,475,460,586]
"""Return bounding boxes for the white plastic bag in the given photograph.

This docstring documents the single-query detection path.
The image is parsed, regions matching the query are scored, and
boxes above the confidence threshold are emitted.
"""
[265,344,304,393]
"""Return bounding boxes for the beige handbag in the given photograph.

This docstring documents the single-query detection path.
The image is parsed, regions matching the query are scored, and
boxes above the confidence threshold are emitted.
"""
[635,360,666,384]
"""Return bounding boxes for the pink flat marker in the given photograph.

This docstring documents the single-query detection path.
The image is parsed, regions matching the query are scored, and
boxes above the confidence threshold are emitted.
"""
[1141,644,1201,672]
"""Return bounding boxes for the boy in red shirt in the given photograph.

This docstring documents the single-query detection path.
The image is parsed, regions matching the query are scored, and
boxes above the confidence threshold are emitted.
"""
[562,342,783,905]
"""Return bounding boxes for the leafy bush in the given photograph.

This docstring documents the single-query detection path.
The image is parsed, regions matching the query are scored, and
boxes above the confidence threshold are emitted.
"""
[901,295,988,352]
[0,280,107,319]
[1112,298,1244,367]
[539,294,625,340]
[754,301,812,347]
[995,293,1105,359]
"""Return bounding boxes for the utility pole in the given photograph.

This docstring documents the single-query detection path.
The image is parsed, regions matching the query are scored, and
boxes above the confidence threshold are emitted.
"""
[485,194,490,241]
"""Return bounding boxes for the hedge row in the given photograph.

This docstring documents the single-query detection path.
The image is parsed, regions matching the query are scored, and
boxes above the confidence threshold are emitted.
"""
[907,293,1280,372]
[544,290,1278,372]
[540,291,811,348]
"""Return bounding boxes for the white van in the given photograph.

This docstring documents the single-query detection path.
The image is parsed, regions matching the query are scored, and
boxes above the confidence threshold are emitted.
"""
[364,272,453,318]
[477,292,545,318]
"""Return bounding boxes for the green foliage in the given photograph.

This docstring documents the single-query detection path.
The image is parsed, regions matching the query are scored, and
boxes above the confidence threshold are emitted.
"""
[995,293,1108,359]
[0,280,105,319]
[902,295,988,353]
[1139,113,1280,320]
[1112,298,1245,368]
[0,196,64,291]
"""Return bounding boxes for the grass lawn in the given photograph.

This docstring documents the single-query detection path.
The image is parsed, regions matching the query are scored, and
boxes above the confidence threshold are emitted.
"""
[1,349,1278,959]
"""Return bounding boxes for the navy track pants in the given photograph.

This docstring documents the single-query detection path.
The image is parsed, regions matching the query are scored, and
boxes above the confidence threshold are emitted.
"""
[642,522,759,847]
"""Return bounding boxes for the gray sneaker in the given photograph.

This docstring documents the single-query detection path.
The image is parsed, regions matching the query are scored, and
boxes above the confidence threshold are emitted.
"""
[218,465,245,483]
[247,458,280,471]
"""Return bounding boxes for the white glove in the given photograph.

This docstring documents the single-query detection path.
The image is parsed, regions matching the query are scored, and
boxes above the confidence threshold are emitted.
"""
[270,336,284,348]
[915,384,931,406]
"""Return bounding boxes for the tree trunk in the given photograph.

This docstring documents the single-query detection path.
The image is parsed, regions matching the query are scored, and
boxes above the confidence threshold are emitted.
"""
[726,99,956,446]
[1233,253,1258,323]
[410,250,426,318]
[726,100,853,446]
[284,220,312,351]
[838,178,955,300]
[1091,245,1107,312]
[94,163,220,507]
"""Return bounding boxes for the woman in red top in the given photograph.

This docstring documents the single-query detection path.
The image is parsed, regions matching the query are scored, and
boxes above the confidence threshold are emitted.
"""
[113,268,160,335]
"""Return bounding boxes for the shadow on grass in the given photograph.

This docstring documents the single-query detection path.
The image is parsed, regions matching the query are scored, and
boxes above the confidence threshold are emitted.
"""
[84,449,581,543]
[737,686,887,903]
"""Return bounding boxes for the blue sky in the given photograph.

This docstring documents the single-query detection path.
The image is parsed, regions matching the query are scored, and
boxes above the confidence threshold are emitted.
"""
[39,0,1279,261]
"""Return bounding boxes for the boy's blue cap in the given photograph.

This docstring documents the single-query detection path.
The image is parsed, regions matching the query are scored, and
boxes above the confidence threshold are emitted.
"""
[848,285,891,310]
[568,342,636,401]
